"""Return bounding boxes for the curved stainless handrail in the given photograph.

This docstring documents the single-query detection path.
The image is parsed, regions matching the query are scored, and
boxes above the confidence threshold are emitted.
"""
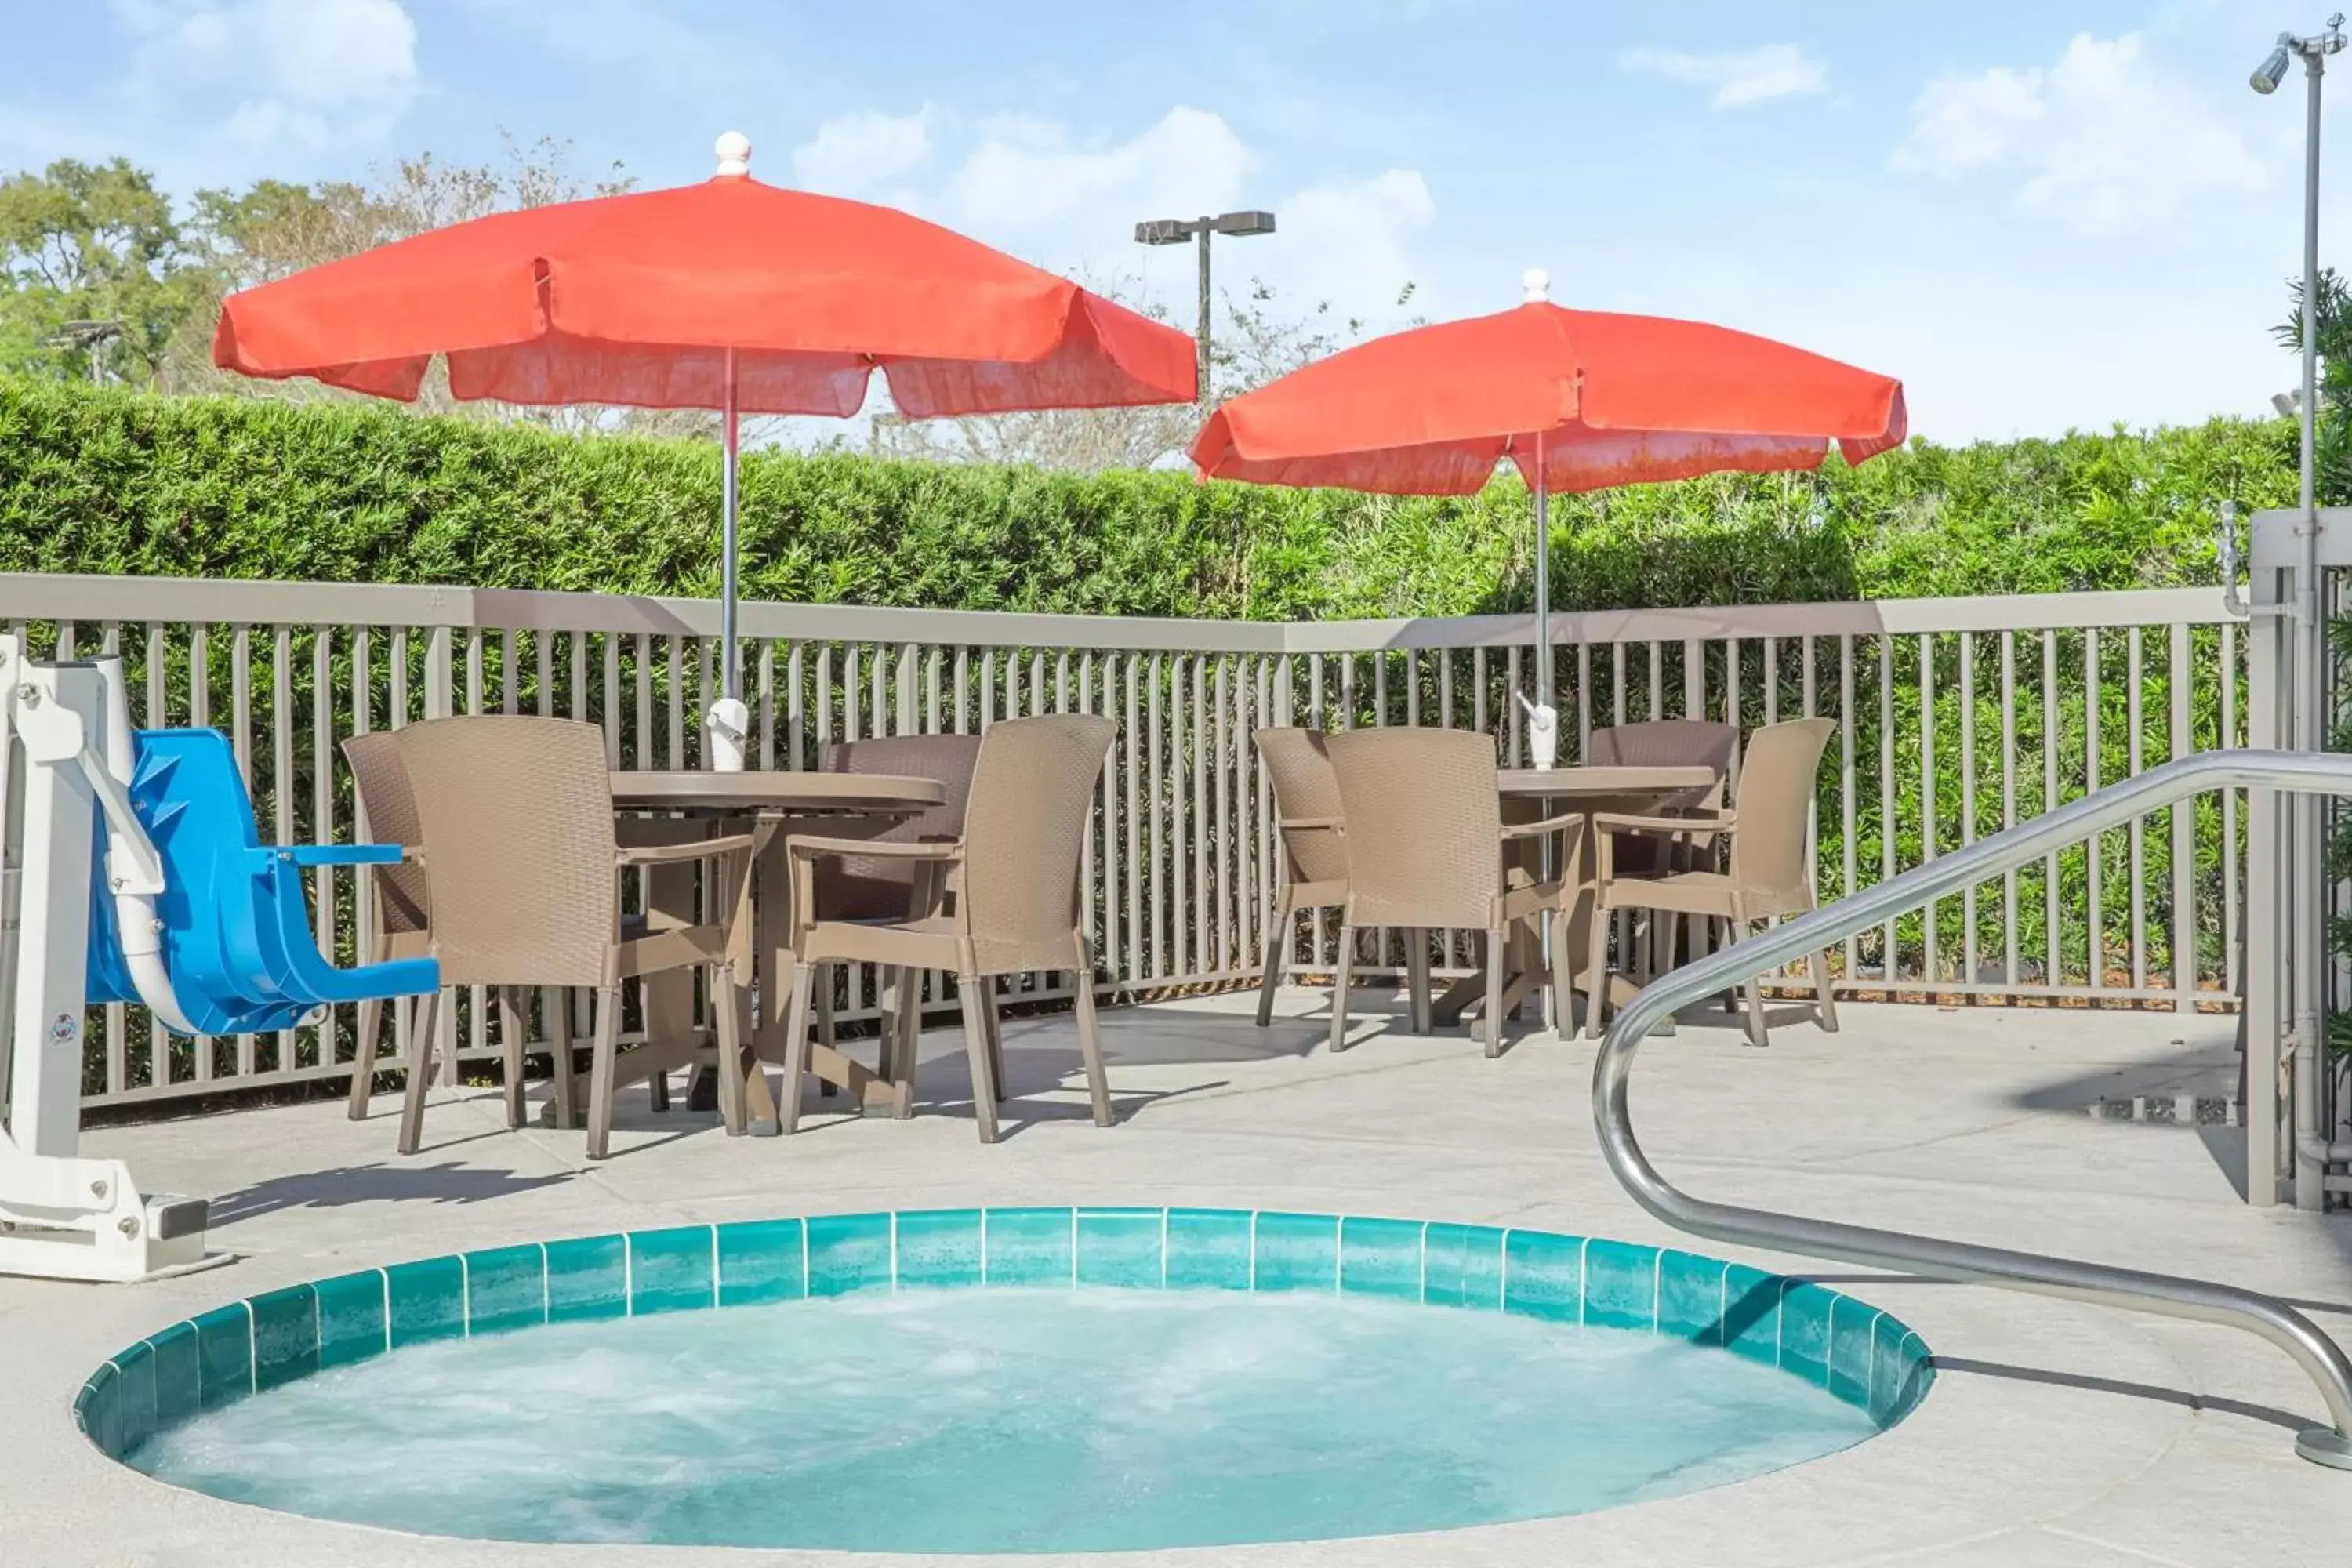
[1592,748,2352,1470]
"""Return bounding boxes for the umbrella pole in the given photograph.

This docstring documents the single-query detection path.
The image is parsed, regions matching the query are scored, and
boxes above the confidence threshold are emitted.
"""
[1533,441,1551,728]
[708,349,750,771]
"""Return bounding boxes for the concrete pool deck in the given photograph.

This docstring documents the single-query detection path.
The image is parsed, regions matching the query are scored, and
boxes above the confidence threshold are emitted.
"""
[6,989,2352,1566]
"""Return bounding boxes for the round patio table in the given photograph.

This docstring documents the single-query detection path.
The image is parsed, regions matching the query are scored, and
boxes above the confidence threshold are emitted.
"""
[608,770,946,1134]
[1429,764,1722,1030]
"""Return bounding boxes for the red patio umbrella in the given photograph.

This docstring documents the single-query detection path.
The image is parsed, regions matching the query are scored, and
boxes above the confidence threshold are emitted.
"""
[1189,270,1904,763]
[213,132,1198,766]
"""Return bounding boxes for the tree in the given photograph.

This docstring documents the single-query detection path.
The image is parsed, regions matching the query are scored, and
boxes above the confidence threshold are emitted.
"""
[2273,267,2352,504]
[0,158,197,385]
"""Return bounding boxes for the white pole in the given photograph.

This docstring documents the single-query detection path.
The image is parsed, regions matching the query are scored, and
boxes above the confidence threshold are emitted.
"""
[1516,269,1560,771]
[2293,37,2333,1207]
[706,347,750,771]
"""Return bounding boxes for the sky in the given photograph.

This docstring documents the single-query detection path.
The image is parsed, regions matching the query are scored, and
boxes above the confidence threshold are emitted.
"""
[0,0,2344,445]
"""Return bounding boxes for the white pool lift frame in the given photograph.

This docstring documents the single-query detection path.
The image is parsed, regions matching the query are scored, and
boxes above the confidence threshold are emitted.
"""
[0,633,216,1282]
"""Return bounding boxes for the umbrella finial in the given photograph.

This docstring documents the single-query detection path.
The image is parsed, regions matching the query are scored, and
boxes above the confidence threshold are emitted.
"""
[714,131,753,178]
[1521,268,1550,304]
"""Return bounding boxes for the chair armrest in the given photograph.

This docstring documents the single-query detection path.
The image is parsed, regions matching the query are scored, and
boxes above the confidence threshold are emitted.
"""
[272,844,407,867]
[618,833,759,866]
[786,835,964,862]
[1592,810,1735,836]
[1501,811,1585,840]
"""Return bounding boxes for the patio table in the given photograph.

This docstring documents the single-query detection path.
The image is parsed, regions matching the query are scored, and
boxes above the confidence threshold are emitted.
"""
[606,770,946,1134]
[1429,764,1721,1029]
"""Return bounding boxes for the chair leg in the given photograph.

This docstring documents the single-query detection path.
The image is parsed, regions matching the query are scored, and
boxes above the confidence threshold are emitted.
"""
[586,982,622,1160]
[1483,926,1508,1058]
[712,964,747,1137]
[1405,927,1432,1035]
[1327,926,1356,1053]
[814,976,839,1098]
[1812,949,1841,1033]
[1584,900,1612,1040]
[956,974,1000,1144]
[1254,898,1290,1028]
[499,985,528,1130]
[1073,947,1112,1127]
[349,993,386,1120]
[780,962,818,1136]
[1717,918,1740,1012]
[395,988,441,1156]
[978,978,1007,1102]
[551,989,581,1131]
[885,967,921,1120]
[1544,909,1578,1042]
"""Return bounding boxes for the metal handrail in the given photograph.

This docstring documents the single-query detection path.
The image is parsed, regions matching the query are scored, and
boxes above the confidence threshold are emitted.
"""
[1592,747,2352,1470]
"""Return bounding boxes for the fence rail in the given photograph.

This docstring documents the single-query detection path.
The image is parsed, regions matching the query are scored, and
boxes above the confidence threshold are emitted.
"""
[0,572,2245,1114]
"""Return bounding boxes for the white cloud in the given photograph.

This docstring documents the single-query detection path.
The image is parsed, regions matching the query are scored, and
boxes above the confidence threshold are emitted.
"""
[792,109,934,198]
[1617,44,1826,110]
[1891,32,2264,234]
[942,107,1257,234]
[111,0,419,147]
[1267,169,1435,318]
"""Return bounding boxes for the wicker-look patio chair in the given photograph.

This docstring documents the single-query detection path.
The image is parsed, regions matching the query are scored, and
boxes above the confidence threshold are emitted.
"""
[392,715,755,1159]
[815,733,985,1091]
[341,731,434,1122]
[779,714,1116,1143]
[1252,727,1349,1028]
[1583,716,1839,1047]
[1586,719,1737,980]
[1324,727,1583,1058]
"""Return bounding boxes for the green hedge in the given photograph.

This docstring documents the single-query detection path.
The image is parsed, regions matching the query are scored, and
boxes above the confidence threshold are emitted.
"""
[0,375,2298,613]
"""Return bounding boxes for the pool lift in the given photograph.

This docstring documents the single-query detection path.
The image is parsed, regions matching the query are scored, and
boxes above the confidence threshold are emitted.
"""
[0,634,437,1283]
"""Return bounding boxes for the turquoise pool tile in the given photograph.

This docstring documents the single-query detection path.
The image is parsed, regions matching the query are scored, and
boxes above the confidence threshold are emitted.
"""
[1501,1229,1584,1322]
[1338,1217,1422,1301]
[1581,1240,1659,1330]
[898,1209,985,1289]
[193,1303,252,1410]
[248,1284,318,1391]
[76,1364,120,1457]
[982,1207,1074,1287]
[111,1340,157,1454]
[1253,1212,1340,1293]
[314,1270,388,1367]
[1076,1208,1163,1289]
[1657,1250,1730,1345]
[1828,1298,1878,1408]
[1722,1265,1784,1367]
[386,1256,465,1346]
[464,1244,546,1335]
[148,1320,200,1425]
[630,1225,717,1315]
[1868,1316,1918,1423]
[546,1235,629,1323]
[1891,1331,1936,1421]
[1420,1222,1505,1308]
[1780,1281,1837,1385]
[807,1212,892,1297]
[716,1218,805,1306]
[1163,1207,1252,1290]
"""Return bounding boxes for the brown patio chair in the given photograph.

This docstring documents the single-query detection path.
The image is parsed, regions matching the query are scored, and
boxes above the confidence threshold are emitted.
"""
[1586,719,1737,979]
[341,731,434,1122]
[1583,716,1838,1047]
[1252,727,1348,1028]
[1324,727,1584,1058]
[817,733,985,1089]
[778,713,1116,1143]
[391,715,755,1159]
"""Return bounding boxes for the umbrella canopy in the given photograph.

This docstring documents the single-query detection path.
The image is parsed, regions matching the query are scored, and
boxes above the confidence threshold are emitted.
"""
[1190,272,1902,494]
[212,133,1198,764]
[213,137,1195,419]
[1188,270,1904,763]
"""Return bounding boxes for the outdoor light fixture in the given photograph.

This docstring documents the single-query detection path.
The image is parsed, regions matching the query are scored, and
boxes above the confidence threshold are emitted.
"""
[1131,209,1279,405]
[2252,13,2352,1231]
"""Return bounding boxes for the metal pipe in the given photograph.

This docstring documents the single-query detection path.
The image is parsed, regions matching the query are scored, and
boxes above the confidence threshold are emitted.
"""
[1196,222,1213,408]
[720,347,742,702]
[1591,747,2352,1469]
[1533,437,1551,711]
[2294,44,2332,1210]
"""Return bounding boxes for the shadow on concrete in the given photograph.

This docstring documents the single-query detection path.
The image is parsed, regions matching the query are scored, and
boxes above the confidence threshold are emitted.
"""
[1933,1355,2321,1434]
[210,1161,574,1229]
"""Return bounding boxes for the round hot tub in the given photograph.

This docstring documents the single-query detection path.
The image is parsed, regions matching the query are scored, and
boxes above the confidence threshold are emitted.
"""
[78,1207,1930,1552]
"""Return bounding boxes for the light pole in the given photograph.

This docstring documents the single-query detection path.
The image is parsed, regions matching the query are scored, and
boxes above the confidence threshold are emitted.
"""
[1134,210,1276,405]
[2252,13,2347,1212]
